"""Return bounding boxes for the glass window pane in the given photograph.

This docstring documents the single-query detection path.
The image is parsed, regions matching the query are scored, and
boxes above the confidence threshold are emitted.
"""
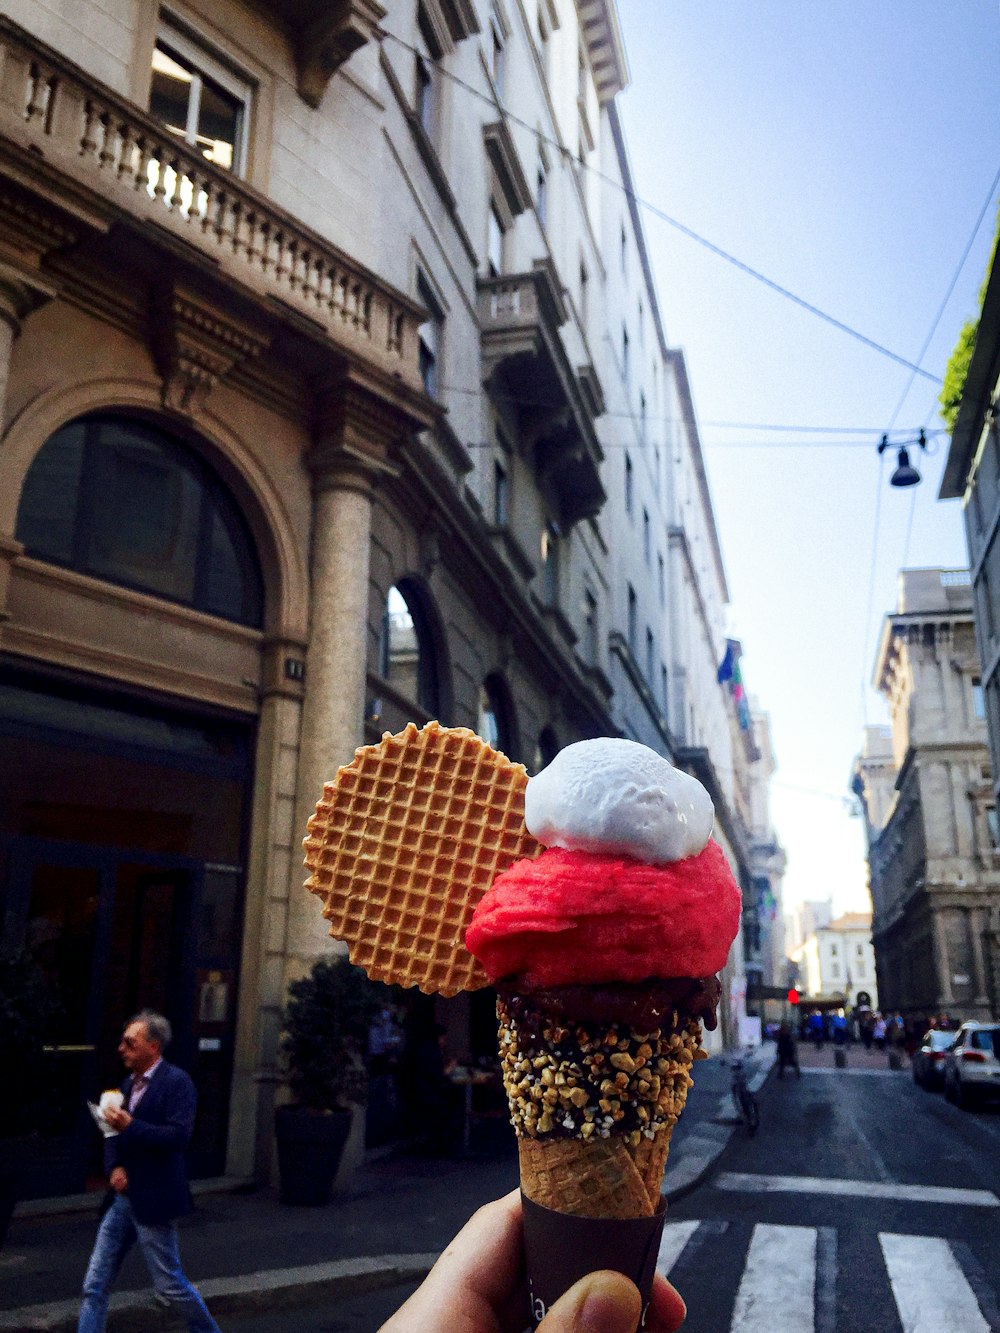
[87,428,201,602]
[204,507,259,623]
[151,43,194,141]
[16,422,86,561]
[196,76,241,168]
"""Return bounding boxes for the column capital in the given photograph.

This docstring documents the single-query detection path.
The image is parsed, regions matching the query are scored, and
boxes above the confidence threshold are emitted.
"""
[308,375,407,490]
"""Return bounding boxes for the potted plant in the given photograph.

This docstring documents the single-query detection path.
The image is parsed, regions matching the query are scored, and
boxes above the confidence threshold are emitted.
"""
[275,955,380,1205]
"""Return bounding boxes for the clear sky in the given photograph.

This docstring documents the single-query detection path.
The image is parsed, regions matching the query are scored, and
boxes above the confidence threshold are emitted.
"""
[616,2,1000,918]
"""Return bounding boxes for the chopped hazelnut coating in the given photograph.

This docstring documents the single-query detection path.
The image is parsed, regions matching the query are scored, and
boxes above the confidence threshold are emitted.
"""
[498,995,701,1142]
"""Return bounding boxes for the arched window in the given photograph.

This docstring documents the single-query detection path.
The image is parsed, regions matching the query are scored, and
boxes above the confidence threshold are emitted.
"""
[477,673,517,759]
[532,725,559,774]
[15,414,263,627]
[379,581,440,716]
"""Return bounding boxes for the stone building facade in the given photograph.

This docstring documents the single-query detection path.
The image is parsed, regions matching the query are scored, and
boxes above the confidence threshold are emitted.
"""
[790,912,877,1010]
[0,0,773,1197]
[852,569,1000,1022]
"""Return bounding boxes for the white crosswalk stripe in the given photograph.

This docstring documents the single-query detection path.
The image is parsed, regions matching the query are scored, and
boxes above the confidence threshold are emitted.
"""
[879,1233,990,1333]
[731,1223,817,1333]
[656,1220,700,1275]
[656,1218,998,1332]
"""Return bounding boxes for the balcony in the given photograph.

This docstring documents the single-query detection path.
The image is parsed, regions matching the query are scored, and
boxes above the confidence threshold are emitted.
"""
[0,16,424,392]
[478,261,605,526]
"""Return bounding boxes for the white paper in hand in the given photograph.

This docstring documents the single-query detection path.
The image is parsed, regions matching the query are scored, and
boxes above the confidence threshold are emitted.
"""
[88,1089,123,1138]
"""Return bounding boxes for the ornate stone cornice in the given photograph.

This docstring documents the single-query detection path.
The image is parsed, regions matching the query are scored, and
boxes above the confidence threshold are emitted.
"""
[151,282,272,414]
[279,0,388,108]
[308,375,409,488]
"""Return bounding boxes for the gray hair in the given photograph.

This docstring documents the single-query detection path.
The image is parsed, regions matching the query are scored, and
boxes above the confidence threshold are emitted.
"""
[130,1009,172,1051]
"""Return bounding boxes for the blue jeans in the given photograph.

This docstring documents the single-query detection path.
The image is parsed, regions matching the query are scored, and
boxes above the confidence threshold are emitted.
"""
[78,1193,220,1333]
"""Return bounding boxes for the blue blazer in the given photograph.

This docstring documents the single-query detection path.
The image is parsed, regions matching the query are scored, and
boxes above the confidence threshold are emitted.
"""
[104,1061,196,1225]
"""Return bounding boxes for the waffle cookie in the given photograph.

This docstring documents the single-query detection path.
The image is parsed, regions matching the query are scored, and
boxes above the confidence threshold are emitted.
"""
[303,721,542,996]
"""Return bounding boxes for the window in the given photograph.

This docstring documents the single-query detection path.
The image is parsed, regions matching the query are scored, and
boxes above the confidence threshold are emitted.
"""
[622,325,630,382]
[584,589,598,664]
[973,676,986,719]
[830,962,841,980]
[661,664,669,709]
[490,11,506,99]
[16,414,263,626]
[640,391,647,446]
[988,806,1000,848]
[379,582,439,715]
[416,270,443,398]
[494,459,508,527]
[646,628,654,683]
[579,262,589,328]
[625,452,633,515]
[856,959,866,979]
[620,223,627,273]
[657,553,665,605]
[150,26,250,173]
[536,148,548,226]
[541,522,559,606]
[627,583,637,654]
[415,6,441,138]
[487,203,505,276]
[643,509,650,564]
[478,673,516,758]
[830,943,839,957]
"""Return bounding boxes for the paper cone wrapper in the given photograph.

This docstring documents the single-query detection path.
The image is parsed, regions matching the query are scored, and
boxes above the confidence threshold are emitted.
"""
[498,994,704,1325]
[521,1192,667,1330]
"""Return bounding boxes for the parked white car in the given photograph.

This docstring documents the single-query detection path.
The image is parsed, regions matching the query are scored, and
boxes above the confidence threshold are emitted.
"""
[943,1022,1000,1110]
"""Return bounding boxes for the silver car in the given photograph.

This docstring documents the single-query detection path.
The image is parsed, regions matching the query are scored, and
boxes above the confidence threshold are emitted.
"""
[943,1023,1000,1110]
[911,1029,956,1089]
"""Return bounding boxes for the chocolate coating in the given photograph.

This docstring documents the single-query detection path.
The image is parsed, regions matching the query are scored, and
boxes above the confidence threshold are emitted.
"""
[498,974,722,1032]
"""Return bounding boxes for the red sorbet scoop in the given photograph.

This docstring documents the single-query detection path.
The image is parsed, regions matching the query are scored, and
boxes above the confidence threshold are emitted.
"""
[466,840,741,990]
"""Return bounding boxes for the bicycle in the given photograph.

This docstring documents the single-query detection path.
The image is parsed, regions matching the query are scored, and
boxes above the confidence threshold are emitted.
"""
[729,1052,760,1136]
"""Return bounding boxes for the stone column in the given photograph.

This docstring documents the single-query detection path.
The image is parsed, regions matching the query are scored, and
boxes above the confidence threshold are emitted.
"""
[931,906,955,1007]
[970,906,991,1010]
[282,381,402,984]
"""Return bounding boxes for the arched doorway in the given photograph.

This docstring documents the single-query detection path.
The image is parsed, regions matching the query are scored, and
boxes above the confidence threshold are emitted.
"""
[2,413,265,1195]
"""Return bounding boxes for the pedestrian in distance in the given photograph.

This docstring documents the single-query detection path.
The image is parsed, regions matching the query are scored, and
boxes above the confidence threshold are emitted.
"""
[873,1013,887,1052]
[77,1009,220,1333]
[379,1188,687,1333]
[776,1022,801,1078]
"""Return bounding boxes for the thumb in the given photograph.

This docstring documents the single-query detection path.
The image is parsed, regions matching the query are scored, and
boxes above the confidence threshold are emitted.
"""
[536,1270,642,1333]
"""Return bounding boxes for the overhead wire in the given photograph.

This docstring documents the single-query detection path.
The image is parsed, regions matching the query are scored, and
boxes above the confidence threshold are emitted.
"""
[860,162,1000,721]
[381,26,943,385]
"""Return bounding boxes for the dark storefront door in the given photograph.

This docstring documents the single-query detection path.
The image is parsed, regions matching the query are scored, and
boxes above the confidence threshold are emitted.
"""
[0,669,254,1199]
[5,839,203,1194]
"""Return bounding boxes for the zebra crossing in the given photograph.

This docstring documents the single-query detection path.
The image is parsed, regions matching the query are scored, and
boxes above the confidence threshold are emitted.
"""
[656,1217,1000,1332]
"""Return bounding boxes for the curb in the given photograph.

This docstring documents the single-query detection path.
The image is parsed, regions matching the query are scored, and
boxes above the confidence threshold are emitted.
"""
[0,1253,439,1332]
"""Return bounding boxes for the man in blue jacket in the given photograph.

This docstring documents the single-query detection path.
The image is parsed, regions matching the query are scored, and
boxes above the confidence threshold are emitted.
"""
[77,1009,220,1333]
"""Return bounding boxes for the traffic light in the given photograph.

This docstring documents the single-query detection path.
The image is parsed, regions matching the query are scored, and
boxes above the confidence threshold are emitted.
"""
[787,988,800,1005]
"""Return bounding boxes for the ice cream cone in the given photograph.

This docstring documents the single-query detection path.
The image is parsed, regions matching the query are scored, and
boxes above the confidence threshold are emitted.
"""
[498,992,704,1220]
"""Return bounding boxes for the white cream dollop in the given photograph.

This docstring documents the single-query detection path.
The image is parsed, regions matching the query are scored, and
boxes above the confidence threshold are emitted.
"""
[524,737,714,865]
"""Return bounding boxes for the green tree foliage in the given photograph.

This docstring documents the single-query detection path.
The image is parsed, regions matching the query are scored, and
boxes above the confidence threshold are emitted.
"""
[939,319,979,431]
[940,206,1000,431]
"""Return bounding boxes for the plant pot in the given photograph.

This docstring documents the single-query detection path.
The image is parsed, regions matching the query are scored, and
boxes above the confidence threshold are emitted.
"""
[274,1105,352,1206]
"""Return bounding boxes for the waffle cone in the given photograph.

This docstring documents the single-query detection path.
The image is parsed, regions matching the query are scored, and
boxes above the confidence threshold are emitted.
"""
[303,722,541,996]
[499,993,702,1220]
[518,1128,676,1219]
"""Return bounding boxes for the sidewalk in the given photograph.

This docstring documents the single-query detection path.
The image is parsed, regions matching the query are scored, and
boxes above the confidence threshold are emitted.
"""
[0,1044,775,1331]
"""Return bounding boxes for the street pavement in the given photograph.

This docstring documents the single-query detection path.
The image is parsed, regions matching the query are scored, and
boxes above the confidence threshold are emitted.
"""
[208,1043,1000,1333]
[0,1043,773,1331]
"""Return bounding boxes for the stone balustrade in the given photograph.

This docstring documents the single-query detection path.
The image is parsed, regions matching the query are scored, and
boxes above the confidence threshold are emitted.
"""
[0,16,423,388]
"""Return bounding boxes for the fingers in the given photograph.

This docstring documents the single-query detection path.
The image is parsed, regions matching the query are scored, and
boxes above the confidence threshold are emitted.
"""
[647,1273,687,1331]
[536,1271,640,1333]
[379,1188,523,1332]
[534,1271,686,1333]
